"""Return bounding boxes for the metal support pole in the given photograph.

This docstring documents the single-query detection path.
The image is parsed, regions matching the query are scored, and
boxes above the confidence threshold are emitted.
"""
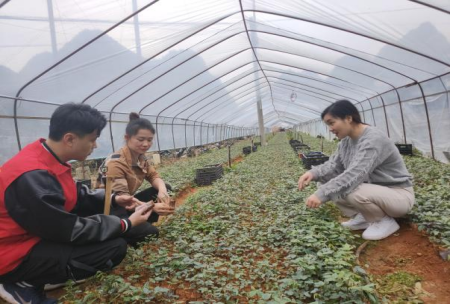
[417,83,435,159]
[379,95,390,138]
[132,0,142,58]
[395,89,407,144]
[257,98,266,145]
[47,0,58,56]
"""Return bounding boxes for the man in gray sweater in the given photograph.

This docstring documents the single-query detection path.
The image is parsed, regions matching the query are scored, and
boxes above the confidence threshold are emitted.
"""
[298,100,415,240]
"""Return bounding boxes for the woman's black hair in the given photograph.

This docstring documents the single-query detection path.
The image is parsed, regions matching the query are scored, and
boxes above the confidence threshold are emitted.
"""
[321,99,364,124]
[126,112,156,137]
[49,103,107,141]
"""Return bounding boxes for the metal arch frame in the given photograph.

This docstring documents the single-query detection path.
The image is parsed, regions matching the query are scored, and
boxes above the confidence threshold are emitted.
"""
[174,64,364,128]
[246,27,427,82]
[147,57,262,148]
[267,75,367,122]
[194,84,272,131]
[12,0,161,150]
[270,84,335,109]
[9,3,448,151]
[269,81,338,104]
[238,0,280,121]
[260,60,381,96]
[255,47,400,90]
[170,72,266,148]
[406,0,450,14]
[265,75,361,102]
[172,63,264,146]
[263,68,370,100]
[81,18,246,105]
[222,96,322,125]
[135,47,254,117]
[0,0,11,9]
[212,95,316,126]
[176,76,268,132]
[242,10,449,66]
[104,22,428,136]
[270,97,323,116]
[263,110,309,125]
[169,69,265,121]
[185,83,268,145]
[207,90,275,126]
[196,88,273,125]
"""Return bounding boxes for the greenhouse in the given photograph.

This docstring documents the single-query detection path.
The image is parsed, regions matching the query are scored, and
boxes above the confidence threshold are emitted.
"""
[0,0,449,303]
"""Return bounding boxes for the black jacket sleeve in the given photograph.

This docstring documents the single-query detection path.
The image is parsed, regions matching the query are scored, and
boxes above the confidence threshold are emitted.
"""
[5,170,123,245]
[71,182,106,217]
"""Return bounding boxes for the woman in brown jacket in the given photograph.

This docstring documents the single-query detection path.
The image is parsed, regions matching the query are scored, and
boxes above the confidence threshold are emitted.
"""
[99,113,174,245]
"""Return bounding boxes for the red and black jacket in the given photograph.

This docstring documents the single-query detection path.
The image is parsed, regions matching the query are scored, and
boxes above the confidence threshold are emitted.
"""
[0,139,128,276]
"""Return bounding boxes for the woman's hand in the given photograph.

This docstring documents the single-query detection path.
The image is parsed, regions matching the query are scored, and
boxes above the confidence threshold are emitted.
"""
[157,190,170,205]
[298,172,314,190]
[305,194,322,208]
[128,203,153,227]
[115,194,142,211]
[153,202,175,216]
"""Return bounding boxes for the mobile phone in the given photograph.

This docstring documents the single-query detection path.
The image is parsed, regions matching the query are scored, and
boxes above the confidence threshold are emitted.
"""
[141,202,155,215]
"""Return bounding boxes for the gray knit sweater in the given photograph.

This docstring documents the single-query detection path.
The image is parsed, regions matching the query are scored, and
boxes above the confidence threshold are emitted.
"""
[310,126,413,203]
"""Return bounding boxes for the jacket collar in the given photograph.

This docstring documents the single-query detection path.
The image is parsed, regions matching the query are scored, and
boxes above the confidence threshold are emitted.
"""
[37,138,71,175]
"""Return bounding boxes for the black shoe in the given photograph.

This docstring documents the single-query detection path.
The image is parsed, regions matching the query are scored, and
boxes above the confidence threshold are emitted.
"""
[0,282,57,304]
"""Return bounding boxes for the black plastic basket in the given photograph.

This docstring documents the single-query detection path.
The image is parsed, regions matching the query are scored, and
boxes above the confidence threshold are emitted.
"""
[395,144,413,156]
[301,152,329,169]
[292,143,310,151]
[252,145,257,152]
[195,164,224,186]
[243,146,252,155]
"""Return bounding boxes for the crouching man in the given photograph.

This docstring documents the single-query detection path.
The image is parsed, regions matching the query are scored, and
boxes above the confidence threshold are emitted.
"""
[0,103,153,304]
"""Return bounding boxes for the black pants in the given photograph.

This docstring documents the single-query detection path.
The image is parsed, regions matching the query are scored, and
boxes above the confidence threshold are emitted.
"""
[111,186,171,246]
[0,238,127,287]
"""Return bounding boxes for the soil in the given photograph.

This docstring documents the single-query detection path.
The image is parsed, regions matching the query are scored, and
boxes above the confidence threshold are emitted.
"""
[359,221,450,303]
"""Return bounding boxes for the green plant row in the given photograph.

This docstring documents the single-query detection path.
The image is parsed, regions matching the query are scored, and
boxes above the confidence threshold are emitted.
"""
[64,133,374,303]
[146,139,254,193]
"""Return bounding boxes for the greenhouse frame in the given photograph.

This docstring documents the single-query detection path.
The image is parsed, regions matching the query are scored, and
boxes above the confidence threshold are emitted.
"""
[0,0,449,164]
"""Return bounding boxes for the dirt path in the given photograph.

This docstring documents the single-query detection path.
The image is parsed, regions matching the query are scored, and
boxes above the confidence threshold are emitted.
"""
[360,221,450,303]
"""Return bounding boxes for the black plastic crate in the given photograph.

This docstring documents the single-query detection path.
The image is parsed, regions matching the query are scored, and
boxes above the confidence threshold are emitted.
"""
[243,146,252,155]
[292,143,310,152]
[395,144,413,156]
[289,139,301,146]
[301,152,329,169]
[254,142,262,147]
[196,164,224,186]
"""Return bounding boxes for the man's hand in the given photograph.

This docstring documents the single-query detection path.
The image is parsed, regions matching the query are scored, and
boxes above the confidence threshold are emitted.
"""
[115,194,141,211]
[298,172,314,190]
[306,194,322,209]
[128,203,153,227]
[153,202,175,216]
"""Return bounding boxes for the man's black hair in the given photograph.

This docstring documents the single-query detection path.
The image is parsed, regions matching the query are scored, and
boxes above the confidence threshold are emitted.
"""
[49,103,107,141]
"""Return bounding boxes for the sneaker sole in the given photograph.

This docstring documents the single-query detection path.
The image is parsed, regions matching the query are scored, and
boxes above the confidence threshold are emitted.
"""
[362,224,400,240]
[0,285,19,304]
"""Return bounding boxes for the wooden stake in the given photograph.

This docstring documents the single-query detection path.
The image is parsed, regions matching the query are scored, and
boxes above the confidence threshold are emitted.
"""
[104,176,114,215]
[228,145,231,168]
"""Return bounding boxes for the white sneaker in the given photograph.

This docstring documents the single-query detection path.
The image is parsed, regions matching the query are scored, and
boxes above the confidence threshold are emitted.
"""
[341,213,370,230]
[362,216,400,240]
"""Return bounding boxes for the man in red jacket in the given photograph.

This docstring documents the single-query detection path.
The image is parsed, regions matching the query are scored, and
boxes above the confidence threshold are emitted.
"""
[0,103,153,304]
